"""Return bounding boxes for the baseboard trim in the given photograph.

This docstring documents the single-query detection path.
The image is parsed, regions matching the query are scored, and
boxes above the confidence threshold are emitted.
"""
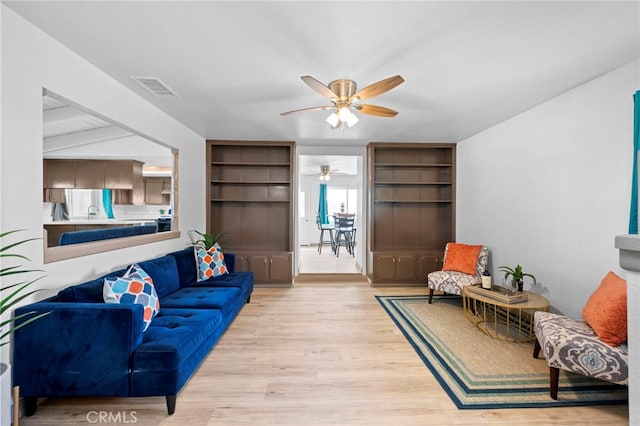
[294,273,368,283]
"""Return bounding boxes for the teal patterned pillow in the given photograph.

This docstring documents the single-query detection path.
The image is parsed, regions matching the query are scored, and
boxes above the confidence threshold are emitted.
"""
[194,243,228,282]
[103,264,160,331]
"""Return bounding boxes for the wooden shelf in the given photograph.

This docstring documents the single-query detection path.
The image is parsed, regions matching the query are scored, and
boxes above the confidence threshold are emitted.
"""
[206,140,295,285]
[374,163,452,168]
[210,199,290,203]
[374,181,451,185]
[374,199,452,203]
[211,162,290,167]
[211,180,290,185]
[368,142,456,284]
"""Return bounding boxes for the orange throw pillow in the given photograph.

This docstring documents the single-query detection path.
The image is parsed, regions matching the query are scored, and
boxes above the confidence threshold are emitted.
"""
[442,243,482,276]
[582,271,627,346]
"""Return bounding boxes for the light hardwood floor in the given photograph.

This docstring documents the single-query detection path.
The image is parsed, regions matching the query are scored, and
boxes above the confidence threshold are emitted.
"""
[20,282,628,425]
[298,245,361,274]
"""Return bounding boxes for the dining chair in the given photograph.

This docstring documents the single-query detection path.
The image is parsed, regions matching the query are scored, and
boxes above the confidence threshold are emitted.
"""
[316,214,334,254]
[332,213,355,257]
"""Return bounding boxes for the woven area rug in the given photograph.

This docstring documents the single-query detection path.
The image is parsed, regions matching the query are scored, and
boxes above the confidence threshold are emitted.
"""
[377,294,628,409]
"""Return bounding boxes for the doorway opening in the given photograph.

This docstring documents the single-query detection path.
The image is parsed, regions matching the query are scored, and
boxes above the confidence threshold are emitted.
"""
[297,154,363,275]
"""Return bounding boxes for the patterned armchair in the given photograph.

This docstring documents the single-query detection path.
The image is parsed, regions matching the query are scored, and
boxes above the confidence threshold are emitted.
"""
[427,243,489,304]
[533,311,628,399]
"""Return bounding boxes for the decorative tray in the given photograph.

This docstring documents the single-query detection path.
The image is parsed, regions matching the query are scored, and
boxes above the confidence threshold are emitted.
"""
[466,284,529,304]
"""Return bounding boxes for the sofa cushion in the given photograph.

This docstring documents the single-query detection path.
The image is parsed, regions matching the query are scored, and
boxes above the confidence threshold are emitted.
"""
[582,271,628,346]
[132,308,222,376]
[185,271,254,293]
[167,248,198,284]
[160,286,242,317]
[136,255,180,299]
[58,268,128,303]
[194,245,228,281]
[103,264,160,332]
[167,248,237,286]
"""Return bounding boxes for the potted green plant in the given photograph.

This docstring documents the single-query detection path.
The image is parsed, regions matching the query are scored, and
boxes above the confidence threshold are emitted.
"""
[498,264,536,292]
[1,230,50,425]
[192,230,227,250]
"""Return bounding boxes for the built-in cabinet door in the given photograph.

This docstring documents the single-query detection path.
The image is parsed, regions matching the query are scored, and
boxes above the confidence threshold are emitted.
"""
[395,255,417,281]
[248,255,270,282]
[233,255,250,273]
[268,254,292,282]
[417,255,441,282]
[373,255,397,281]
[247,254,292,283]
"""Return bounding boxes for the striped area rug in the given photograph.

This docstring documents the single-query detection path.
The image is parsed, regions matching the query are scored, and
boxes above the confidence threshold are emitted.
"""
[376,294,628,409]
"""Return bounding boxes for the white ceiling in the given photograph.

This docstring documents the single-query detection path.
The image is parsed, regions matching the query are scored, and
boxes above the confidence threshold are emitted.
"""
[299,155,359,176]
[42,93,174,169]
[5,1,639,147]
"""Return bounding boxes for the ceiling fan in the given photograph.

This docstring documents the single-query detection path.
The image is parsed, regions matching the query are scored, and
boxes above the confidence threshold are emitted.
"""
[280,75,405,129]
[319,165,331,181]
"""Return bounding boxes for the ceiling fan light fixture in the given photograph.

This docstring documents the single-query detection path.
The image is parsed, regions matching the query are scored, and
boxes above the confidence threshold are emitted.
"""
[326,112,340,128]
[319,165,331,181]
[345,111,359,127]
[338,106,351,122]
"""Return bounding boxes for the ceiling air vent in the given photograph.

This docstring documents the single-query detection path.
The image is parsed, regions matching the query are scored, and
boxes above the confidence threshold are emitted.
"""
[130,76,179,97]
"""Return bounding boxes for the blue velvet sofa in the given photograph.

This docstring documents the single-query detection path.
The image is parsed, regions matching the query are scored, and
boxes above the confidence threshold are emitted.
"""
[58,223,158,245]
[12,247,253,416]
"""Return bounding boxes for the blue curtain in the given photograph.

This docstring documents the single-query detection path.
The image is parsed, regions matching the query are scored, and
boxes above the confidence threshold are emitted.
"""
[318,183,329,224]
[629,90,640,234]
[102,189,115,219]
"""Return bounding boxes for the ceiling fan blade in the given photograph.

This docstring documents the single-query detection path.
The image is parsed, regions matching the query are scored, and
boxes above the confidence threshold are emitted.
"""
[301,75,338,99]
[352,75,404,101]
[280,105,333,116]
[354,104,398,117]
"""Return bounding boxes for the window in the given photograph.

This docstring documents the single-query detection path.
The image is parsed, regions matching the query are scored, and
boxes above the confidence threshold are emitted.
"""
[327,188,357,215]
[65,189,103,219]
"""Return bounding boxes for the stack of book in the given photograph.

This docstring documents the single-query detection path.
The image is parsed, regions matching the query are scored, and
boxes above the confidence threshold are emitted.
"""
[466,284,529,304]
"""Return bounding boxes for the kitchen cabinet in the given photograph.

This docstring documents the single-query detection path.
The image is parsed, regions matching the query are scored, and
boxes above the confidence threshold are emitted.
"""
[132,161,145,205]
[105,160,136,189]
[43,159,146,204]
[43,188,66,203]
[74,160,105,189]
[144,177,171,205]
[44,159,75,188]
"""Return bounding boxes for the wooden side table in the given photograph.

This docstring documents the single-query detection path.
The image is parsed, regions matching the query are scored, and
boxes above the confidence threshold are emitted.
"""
[462,286,550,342]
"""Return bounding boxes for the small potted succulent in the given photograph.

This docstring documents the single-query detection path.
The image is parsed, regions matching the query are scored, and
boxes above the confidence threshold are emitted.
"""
[498,264,536,292]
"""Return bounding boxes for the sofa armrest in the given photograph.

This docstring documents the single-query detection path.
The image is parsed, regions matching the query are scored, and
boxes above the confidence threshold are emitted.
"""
[13,302,145,397]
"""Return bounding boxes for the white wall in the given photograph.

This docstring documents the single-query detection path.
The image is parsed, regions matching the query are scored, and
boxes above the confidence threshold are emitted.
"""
[0,6,205,360]
[457,59,639,318]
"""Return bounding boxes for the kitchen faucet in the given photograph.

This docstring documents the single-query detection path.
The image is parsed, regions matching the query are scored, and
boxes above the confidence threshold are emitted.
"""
[87,205,98,219]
